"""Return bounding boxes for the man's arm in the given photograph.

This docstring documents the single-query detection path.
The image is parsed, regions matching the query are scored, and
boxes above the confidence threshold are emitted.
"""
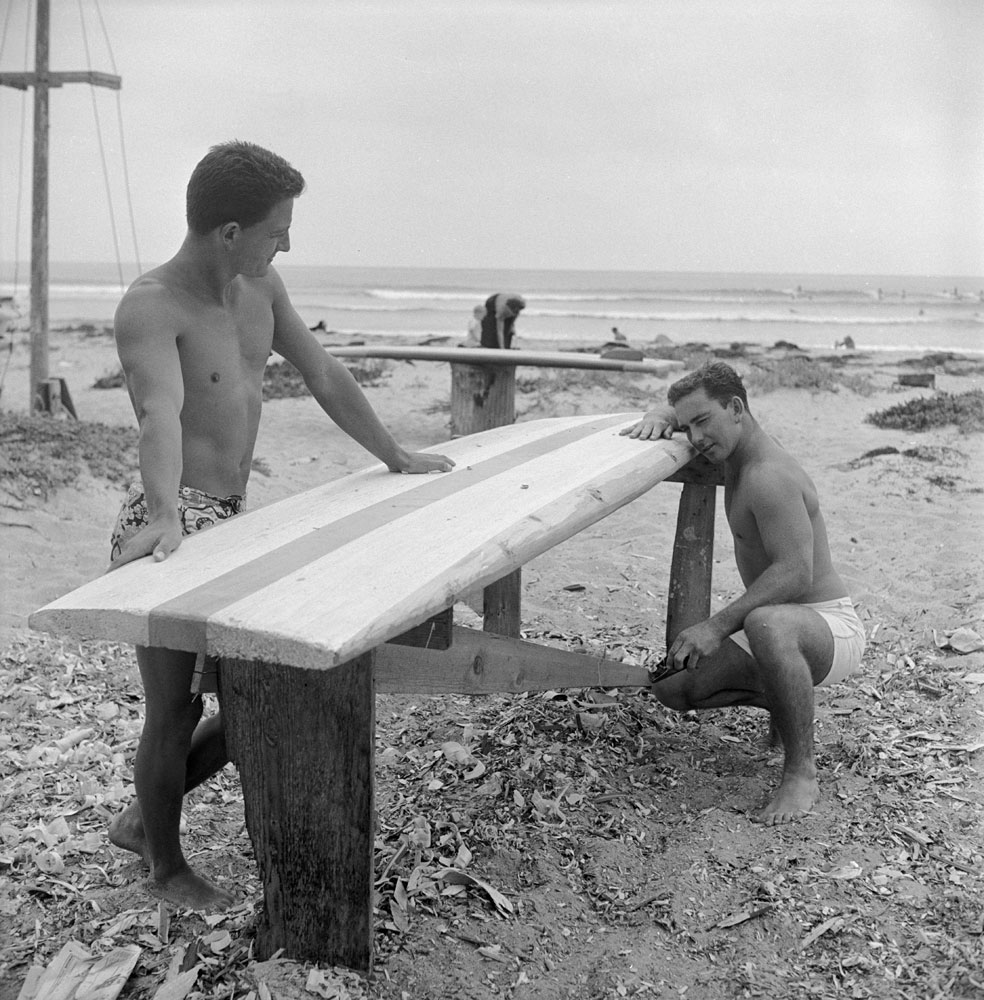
[270,274,454,473]
[668,469,815,669]
[619,404,678,439]
[110,285,186,567]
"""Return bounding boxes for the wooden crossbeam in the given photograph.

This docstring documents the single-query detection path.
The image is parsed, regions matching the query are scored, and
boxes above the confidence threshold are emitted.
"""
[375,625,651,694]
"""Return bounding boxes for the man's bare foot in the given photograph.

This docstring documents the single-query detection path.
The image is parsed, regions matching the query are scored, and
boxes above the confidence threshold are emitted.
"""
[108,804,151,866]
[751,773,819,825]
[148,865,236,911]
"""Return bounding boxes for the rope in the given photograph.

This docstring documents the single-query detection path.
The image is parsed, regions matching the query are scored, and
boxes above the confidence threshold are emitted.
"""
[91,0,141,274]
[76,0,125,290]
[0,2,31,405]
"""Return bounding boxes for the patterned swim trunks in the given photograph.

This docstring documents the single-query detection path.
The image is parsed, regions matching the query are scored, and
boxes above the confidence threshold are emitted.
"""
[110,484,246,695]
[109,483,246,564]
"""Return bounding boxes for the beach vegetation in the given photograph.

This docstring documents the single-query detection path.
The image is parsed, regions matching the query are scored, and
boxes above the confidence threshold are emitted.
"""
[866,390,984,433]
[0,412,137,499]
[743,356,875,395]
[262,357,391,398]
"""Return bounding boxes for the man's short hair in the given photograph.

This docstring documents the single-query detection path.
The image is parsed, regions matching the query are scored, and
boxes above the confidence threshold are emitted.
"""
[186,141,305,235]
[668,361,750,411]
[505,296,526,311]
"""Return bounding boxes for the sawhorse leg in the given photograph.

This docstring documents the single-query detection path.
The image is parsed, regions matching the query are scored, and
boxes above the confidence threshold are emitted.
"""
[220,652,376,971]
[484,570,522,638]
[666,480,717,648]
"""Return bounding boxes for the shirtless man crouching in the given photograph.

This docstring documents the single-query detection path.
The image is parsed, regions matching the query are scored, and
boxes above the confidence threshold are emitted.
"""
[623,361,864,824]
[106,141,454,909]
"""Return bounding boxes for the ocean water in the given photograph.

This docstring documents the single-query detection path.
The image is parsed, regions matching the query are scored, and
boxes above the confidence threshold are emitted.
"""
[3,262,983,355]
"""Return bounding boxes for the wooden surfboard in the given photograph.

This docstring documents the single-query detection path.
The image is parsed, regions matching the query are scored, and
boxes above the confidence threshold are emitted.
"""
[30,414,695,671]
[326,344,682,375]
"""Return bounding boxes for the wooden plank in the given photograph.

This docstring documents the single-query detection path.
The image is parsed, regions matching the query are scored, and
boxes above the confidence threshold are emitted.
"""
[328,344,683,375]
[374,625,651,693]
[31,414,695,670]
[220,652,375,971]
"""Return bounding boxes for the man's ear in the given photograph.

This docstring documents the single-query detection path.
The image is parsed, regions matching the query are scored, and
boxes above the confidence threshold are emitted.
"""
[219,222,240,248]
[730,396,744,419]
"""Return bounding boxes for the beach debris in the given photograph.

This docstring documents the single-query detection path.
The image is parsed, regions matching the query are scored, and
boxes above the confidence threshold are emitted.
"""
[712,902,774,930]
[934,627,984,654]
[17,940,141,1000]
[896,372,935,389]
[3,608,984,996]
[92,366,126,389]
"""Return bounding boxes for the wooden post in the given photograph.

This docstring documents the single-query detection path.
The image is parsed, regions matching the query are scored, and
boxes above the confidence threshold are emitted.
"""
[29,0,51,411]
[666,482,717,648]
[219,653,376,971]
[449,361,516,438]
[449,360,522,635]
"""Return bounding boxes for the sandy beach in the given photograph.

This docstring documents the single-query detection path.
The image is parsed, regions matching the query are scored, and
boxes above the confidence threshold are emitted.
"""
[1,324,982,998]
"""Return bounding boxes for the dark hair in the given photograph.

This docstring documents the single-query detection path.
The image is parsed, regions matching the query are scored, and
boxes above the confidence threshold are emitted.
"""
[186,141,305,234]
[668,361,750,410]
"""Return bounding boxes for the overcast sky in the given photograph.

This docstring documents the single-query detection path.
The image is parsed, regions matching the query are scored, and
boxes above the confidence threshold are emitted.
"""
[1,0,981,275]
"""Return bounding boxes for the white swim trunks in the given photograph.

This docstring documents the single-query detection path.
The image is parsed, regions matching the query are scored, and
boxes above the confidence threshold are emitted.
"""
[728,597,865,687]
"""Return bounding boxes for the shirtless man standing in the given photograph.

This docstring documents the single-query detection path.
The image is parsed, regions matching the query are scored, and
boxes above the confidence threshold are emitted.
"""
[623,362,864,824]
[106,141,454,909]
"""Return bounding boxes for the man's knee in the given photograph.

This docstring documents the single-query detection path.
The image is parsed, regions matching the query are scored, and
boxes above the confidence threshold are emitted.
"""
[651,674,695,712]
[744,606,801,658]
[144,692,204,740]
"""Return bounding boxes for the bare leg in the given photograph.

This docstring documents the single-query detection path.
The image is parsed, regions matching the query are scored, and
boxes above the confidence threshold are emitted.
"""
[742,606,833,825]
[110,645,234,910]
[654,606,833,826]
[109,711,228,863]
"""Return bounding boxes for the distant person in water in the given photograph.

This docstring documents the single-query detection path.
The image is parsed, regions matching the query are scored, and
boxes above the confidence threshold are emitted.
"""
[479,293,525,349]
[834,335,856,350]
[622,361,865,825]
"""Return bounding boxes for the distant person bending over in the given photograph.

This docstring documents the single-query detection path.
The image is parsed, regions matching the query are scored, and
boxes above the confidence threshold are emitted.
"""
[106,141,454,910]
[465,303,486,347]
[480,293,525,349]
[622,362,864,825]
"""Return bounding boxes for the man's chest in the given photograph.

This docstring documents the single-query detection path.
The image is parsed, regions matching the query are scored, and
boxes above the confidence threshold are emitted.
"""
[724,483,759,545]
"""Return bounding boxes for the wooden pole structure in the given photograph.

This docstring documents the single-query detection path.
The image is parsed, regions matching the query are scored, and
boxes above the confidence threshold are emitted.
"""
[448,360,523,635]
[665,455,724,646]
[0,0,121,412]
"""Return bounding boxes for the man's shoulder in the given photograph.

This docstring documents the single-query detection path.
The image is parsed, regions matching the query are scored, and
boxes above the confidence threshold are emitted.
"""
[118,269,176,310]
[231,268,285,306]
[737,442,804,488]
[114,270,186,339]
